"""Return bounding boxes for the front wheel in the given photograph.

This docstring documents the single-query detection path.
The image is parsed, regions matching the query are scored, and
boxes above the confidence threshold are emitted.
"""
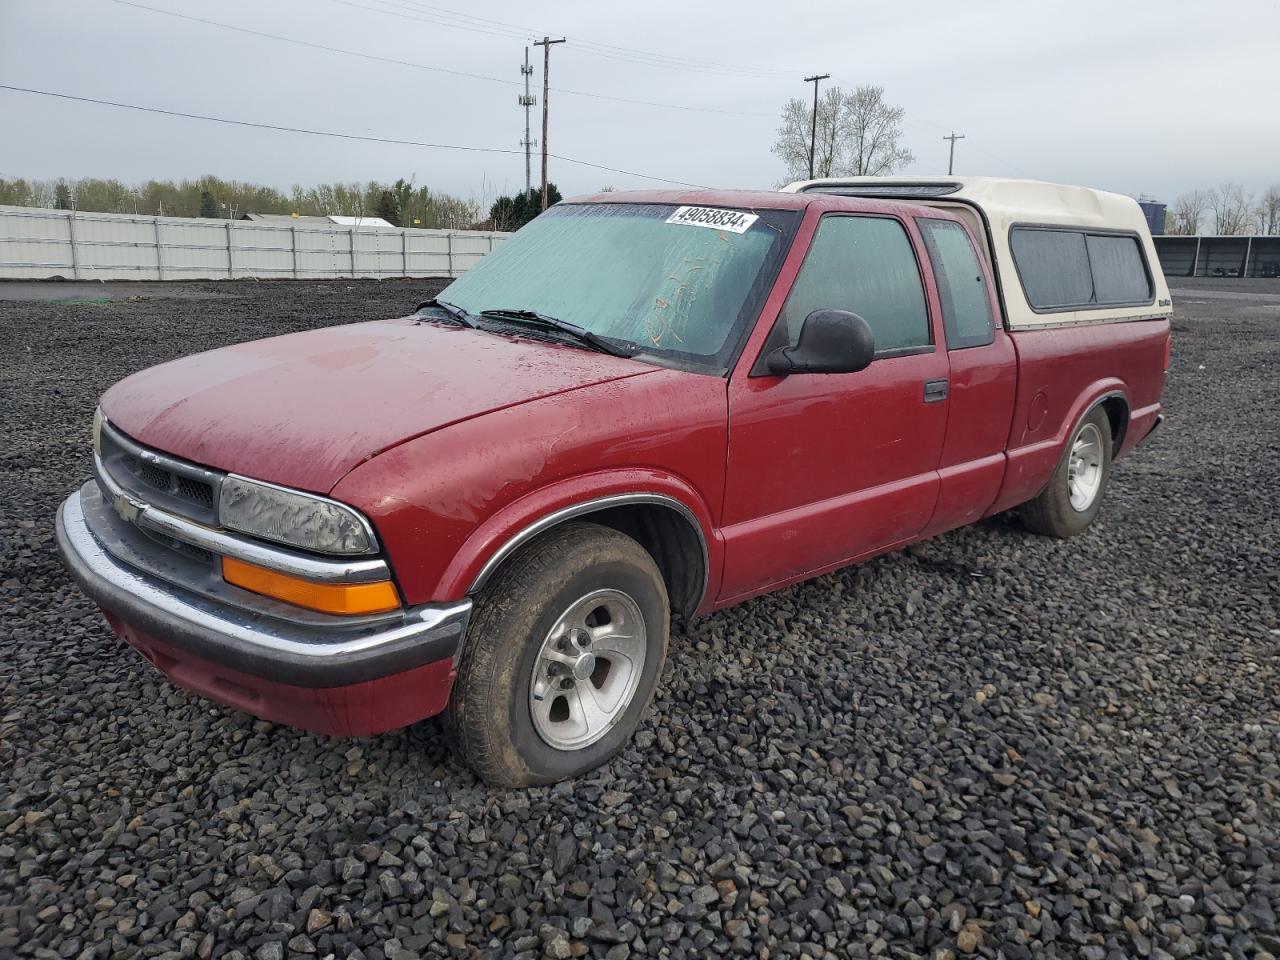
[442,522,669,786]
[1020,407,1113,538]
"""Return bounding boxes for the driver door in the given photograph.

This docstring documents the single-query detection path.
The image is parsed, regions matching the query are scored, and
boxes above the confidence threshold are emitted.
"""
[718,213,949,603]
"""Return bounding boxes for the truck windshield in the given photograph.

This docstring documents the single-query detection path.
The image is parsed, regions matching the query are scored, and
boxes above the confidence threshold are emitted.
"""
[437,202,799,373]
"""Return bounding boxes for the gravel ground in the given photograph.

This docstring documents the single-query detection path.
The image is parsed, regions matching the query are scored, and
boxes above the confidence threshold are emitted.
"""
[2,278,1277,960]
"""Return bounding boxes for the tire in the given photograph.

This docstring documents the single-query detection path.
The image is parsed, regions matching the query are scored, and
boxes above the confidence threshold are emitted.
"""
[442,522,669,787]
[1020,406,1113,538]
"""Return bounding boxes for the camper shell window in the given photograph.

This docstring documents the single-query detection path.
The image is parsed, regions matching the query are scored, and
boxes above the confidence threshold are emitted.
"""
[1010,225,1153,312]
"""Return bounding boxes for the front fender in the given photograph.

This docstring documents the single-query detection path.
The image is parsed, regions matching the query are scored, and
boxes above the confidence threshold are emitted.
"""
[435,469,720,607]
[329,367,729,608]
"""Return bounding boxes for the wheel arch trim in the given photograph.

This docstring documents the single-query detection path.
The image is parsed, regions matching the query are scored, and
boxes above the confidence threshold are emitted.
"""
[1078,388,1130,455]
[467,492,711,611]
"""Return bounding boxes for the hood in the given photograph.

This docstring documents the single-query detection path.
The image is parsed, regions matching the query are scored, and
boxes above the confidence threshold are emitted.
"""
[101,317,655,492]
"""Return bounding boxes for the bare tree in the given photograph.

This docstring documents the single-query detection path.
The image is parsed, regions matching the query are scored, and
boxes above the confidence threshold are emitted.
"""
[1167,191,1207,235]
[772,84,914,182]
[844,85,914,177]
[772,89,842,180]
[1260,184,1280,235]
[1207,183,1254,235]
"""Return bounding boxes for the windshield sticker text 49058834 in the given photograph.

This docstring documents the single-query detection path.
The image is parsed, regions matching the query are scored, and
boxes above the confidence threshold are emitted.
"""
[665,206,759,234]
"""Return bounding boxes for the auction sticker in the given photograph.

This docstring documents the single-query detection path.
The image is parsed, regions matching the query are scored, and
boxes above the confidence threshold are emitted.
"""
[665,206,759,234]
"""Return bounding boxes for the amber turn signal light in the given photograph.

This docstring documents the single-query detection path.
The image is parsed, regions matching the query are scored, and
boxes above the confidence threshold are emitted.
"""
[221,557,400,615]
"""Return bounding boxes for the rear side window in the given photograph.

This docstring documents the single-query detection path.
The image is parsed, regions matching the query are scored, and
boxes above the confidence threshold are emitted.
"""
[1010,229,1093,308]
[1011,227,1152,310]
[918,218,995,349]
[778,215,930,354]
[1086,234,1152,303]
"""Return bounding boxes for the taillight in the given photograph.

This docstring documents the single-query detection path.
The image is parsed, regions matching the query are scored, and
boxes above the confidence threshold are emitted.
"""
[1164,331,1173,372]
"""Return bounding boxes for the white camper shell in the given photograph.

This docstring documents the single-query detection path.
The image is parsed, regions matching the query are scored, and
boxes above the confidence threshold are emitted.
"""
[781,176,1172,331]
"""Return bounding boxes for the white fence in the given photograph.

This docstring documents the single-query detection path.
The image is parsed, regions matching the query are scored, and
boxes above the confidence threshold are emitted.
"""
[0,205,510,281]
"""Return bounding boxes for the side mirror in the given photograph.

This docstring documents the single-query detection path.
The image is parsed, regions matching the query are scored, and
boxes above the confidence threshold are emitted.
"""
[766,310,875,375]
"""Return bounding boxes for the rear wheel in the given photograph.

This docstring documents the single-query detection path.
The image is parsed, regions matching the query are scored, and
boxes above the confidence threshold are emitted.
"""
[443,522,669,786]
[1020,407,1113,538]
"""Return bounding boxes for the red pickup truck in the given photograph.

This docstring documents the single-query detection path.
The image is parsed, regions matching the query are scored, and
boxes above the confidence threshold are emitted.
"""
[57,179,1171,785]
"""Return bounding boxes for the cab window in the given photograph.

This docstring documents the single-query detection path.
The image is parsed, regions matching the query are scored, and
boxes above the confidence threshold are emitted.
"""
[918,218,996,349]
[776,215,931,355]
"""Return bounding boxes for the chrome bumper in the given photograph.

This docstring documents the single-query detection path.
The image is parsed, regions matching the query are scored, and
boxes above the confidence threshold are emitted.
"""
[56,486,471,688]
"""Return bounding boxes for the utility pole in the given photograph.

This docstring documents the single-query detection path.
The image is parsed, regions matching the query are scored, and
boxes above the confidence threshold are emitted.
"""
[803,73,830,180]
[534,36,566,211]
[518,47,536,196]
[943,131,965,175]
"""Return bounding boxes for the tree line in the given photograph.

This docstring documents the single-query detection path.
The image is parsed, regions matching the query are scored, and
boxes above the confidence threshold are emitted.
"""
[0,84,919,233]
[0,175,485,229]
[1165,183,1280,236]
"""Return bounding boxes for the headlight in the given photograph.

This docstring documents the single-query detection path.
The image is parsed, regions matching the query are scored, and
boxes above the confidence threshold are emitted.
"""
[92,406,103,457]
[219,475,378,556]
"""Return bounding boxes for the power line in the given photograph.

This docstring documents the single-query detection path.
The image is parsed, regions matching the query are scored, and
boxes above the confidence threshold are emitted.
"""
[0,83,709,188]
[332,0,798,80]
[564,36,797,80]
[827,74,1022,173]
[372,0,801,78]
[355,0,796,77]
[339,0,533,42]
[107,0,773,119]
[106,0,516,86]
[908,115,1018,172]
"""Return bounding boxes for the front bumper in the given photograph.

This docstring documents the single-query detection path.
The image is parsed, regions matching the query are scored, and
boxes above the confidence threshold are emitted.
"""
[56,485,471,734]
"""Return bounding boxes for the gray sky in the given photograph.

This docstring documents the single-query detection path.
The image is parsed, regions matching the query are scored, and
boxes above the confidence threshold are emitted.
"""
[3,0,1277,206]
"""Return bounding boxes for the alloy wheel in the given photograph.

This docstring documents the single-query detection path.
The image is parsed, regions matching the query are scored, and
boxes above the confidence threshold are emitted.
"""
[528,588,647,750]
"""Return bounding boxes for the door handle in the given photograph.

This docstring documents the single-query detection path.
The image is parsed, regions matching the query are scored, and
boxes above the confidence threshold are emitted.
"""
[923,378,949,403]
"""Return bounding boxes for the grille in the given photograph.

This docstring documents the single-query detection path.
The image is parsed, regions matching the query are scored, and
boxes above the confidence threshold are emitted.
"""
[120,453,216,513]
[98,420,221,531]
[137,459,171,492]
[97,421,224,570]
[176,475,215,508]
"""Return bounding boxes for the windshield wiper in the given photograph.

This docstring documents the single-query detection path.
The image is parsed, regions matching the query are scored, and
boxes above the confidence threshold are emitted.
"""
[478,308,636,358]
[416,298,480,329]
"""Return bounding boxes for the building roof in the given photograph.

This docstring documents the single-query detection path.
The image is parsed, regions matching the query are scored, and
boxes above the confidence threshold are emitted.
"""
[239,213,396,228]
[327,215,395,228]
[239,213,330,225]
